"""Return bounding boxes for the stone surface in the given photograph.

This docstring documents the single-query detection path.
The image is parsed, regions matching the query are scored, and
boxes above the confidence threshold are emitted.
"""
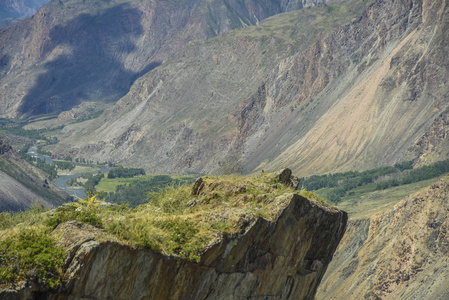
[276,168,300,189]
[1,194,347,299]
[317,176,449,299]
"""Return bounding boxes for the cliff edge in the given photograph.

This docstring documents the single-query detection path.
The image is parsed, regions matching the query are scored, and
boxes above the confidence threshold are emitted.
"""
[0,171,347,299]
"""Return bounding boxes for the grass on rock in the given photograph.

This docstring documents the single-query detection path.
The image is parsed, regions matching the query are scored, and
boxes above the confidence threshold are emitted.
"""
[0,172,330,287]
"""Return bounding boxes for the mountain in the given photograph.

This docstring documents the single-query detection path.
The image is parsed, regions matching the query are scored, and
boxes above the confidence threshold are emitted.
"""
[46,0,449,177]
[0,0,324,118]
[0,135,69,211]
[1,0,448,178]
[0,0,50,28]
[317,175,449,299]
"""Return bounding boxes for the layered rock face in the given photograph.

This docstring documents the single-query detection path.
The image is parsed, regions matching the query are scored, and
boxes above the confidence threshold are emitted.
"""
[317,176,449,299]
[2,194,347,299]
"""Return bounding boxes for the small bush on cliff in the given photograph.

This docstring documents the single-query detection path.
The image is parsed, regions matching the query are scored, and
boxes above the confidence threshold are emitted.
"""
[46,191,104,228]
[0,227,65,288]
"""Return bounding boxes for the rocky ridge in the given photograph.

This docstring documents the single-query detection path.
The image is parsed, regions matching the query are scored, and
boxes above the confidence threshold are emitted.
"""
[0,172,347,299]
[0,0,49,28]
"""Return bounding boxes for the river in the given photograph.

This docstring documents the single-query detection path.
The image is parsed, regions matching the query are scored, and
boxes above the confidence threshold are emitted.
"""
[27,145,111,199]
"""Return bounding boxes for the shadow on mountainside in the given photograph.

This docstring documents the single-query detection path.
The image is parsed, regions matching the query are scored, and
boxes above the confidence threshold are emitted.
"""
[19,4,160,116]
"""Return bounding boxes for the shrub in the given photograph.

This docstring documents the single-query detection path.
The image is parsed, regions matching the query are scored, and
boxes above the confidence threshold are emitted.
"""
[0,228,65,288]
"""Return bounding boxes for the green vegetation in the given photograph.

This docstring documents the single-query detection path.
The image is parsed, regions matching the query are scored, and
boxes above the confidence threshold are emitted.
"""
[0,228,65,288]
[107,166,145,178]
[302,159,449,204]
[0,204,65,288]
[66,173,104,192]
[0,171,329,285]
[54,160,75,171]
[99,175,196,207]
[21,154,58,180]
[0,118,60,143]
[337,177,441,219]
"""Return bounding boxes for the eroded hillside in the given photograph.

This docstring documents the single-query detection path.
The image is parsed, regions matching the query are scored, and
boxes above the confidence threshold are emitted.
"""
[0,0,324,117]
[0,135,69,211]
[45,0,449,177]
[318,175,449,299]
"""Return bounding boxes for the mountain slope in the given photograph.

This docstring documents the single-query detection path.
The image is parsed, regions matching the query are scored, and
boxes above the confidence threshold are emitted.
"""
[317,175,449,299]
[0,0,49,28]
[51,0,449,177]
[0,0,323,117]
[0,135,69,211]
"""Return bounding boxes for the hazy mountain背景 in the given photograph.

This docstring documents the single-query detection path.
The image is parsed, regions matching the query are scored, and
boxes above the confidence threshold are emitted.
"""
[0,0,50,28]
[0,0,444,177]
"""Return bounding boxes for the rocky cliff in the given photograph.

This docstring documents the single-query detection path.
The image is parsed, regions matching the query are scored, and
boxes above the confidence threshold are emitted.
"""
[0,135,68,211]
[317,176,449,299]
[0,173,347,299]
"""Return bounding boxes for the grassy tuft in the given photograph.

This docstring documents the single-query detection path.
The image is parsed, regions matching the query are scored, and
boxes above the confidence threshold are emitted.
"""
[0,227,65,288]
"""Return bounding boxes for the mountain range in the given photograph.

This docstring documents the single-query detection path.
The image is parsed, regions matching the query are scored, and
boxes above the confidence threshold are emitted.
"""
[0,0,433,177]
[0,0,49,28]
[1,0,446,177]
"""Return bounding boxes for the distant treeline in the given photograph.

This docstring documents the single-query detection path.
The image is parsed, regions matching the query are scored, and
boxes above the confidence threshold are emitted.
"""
[301,161,413,191]
[54,161,75,171]
[107,166,145,179]
[21,154,57,180]
[301,159,449,203]
[102,175,195,207]
[375,158,449,190]
[66,173,104,193]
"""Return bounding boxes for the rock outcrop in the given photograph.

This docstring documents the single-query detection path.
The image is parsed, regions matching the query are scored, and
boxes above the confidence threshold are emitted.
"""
[2,193,347,299]
[317,176,449,299]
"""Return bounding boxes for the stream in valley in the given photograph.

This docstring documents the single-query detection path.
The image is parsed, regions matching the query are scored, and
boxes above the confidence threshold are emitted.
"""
[27,145,110,199]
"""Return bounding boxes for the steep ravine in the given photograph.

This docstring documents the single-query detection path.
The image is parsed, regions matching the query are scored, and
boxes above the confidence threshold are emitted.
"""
[1,194,347,300]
